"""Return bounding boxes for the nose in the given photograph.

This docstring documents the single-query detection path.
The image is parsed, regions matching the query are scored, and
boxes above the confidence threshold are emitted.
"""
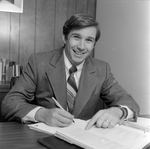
[77,40,85,51]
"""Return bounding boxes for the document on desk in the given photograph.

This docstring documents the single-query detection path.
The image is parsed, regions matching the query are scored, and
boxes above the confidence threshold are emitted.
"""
[28,117,150,149]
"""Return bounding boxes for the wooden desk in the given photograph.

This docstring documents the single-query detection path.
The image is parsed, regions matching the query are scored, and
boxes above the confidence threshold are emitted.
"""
[0,81,10,95]
[1,118,150,149]
[0,122,49,149]
[0,81,10,122]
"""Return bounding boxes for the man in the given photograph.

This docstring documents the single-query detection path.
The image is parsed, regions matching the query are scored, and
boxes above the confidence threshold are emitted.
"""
[1,13,140,129]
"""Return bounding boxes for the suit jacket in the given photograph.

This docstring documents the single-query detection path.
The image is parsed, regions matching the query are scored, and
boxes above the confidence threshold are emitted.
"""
[1,48,140,122]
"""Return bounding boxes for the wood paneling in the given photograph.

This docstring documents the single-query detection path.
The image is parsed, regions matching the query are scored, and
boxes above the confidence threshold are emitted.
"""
[55,0,68,49]
[36,0,55,53]
[9,13,20,63]
[67,0,76,18]
[76,0,88,13]
[19,0,36,66]
[0,0,96,67]
[87,0,96,17]
[0,12,10,59]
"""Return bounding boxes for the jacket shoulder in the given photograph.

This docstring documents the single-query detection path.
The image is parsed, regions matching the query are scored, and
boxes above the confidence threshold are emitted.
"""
[30,50,56,59]
[90,57,108,67]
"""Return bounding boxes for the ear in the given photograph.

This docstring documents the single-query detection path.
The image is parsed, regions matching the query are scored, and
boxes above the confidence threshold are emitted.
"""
[62,34,66,44]
[93,42,96,48]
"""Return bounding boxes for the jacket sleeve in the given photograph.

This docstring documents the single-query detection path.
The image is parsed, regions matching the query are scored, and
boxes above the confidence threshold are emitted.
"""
[100,63,140,121]
[1,54,38,122]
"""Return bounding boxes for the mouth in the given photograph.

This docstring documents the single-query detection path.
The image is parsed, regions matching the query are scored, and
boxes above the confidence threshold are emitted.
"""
[73,49,86,56]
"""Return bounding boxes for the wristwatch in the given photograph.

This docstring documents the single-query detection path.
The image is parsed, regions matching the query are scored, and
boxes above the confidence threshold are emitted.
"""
[112,105,128,119]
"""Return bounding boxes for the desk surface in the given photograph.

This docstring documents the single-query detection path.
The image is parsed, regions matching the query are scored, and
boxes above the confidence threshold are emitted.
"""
[0,116,150,149]
[0,122,49,149]
[0,81,10,91]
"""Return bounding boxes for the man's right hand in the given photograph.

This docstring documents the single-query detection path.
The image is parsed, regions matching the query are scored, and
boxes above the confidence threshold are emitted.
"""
[35,108,74,127]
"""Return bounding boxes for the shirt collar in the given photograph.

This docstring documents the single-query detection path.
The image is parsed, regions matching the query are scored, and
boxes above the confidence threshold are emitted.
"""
[63,49,84,72]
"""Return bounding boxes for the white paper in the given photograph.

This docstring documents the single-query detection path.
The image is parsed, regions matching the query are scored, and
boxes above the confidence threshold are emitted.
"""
[28,117,150,149]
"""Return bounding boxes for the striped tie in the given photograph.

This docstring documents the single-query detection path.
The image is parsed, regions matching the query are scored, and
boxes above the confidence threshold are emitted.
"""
[67,66,78,113]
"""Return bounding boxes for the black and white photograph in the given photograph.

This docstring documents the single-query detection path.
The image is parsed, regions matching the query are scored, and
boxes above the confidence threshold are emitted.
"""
[0,0,150,149]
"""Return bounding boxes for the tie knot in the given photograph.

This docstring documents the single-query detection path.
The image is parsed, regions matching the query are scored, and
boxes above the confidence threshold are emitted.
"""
[69,66,77,74]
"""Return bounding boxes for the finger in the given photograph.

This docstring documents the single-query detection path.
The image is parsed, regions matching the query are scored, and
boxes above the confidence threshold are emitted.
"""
[101,119,110,128]
[57,114,74,124]
[55,109,74,124]
[46,109,73,127]
[108,120,117,128]
[58,109,74,118]
[46,117,71,127]
[85,113,102,130]
[95,116,106,128]
[58,109,74,121]
[55,119,72,127]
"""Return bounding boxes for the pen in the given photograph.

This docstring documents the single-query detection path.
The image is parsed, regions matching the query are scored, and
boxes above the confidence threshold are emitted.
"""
[52,97,75,123]
[52,97,65,111]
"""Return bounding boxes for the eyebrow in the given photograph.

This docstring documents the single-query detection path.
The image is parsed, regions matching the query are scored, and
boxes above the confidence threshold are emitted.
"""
[71,33,95,40]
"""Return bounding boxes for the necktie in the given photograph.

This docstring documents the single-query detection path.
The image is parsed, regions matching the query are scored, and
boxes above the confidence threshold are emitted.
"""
[67,66,78,113]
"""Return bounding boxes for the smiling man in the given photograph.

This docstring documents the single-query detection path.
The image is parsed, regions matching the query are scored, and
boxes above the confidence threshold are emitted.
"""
[1,13,140,129]
[63,26,97,66]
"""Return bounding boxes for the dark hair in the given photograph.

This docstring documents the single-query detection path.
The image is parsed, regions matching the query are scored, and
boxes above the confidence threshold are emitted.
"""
[63,13,100,42]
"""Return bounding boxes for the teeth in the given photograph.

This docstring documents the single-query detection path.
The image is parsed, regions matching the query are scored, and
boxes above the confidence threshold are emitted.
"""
[76,52,83,55]
[74,50,84,55]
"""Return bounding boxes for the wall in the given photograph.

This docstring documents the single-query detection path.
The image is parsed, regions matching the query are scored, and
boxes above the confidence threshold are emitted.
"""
[95,1,150,115]
[0,0,96,67]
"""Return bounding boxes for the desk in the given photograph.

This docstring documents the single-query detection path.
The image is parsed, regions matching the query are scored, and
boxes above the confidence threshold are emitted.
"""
[0,81,10,122]
[0,122,49,149]
[0,117,150,149]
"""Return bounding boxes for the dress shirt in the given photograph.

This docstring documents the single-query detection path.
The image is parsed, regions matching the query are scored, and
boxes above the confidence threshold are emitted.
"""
[63,49,84,88]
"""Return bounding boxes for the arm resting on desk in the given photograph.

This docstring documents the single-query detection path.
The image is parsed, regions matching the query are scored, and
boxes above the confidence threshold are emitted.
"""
[22,106,43,123]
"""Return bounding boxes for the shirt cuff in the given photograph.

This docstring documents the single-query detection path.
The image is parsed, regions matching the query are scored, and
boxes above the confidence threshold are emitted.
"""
[120,105,133,120]
[22,106,43,123]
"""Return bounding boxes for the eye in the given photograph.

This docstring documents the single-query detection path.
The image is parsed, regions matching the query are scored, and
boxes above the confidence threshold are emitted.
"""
[86,38,95,43]
[72,35,80,40]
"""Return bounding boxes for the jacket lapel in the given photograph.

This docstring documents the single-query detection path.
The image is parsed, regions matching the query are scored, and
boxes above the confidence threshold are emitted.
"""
[46,48,68,110]
[46,49,98,116]
[73,58,99,117]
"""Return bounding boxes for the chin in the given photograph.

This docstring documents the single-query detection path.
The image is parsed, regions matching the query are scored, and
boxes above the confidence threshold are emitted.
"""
[73,58,84,65]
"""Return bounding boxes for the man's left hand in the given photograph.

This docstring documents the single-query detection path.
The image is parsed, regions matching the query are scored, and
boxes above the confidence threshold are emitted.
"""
[85,107,122,130]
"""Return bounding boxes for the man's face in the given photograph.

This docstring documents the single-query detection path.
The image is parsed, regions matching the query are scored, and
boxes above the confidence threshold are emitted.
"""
[63,27,97,66]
